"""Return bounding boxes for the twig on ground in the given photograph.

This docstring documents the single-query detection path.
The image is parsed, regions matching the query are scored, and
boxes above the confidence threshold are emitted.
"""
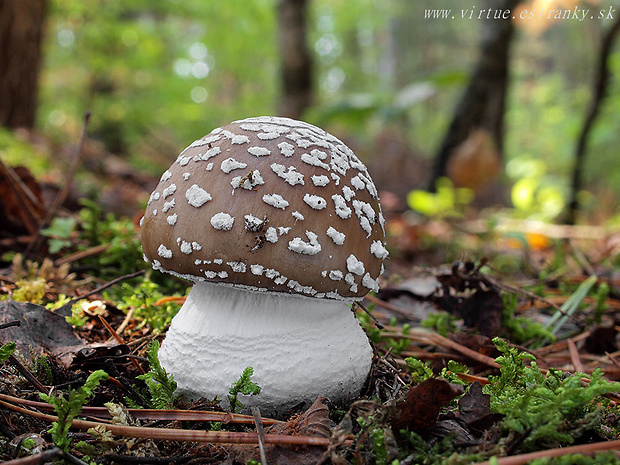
[0,320,21,331]
[477,438,620,465]
[606,351,620,370]
[5,352,46,393]
[567,338,584,373]
[376,349,408,390]
[63,451,90,465]
[1,447,63,465]
[102,359,150,409]
[364,293,420,320]
[0,305,48,393]
[116,307,135,335]
[54,243,110,266]
[99,314,146,375]
[0,399,333,446]
[476,268,581,326]
[101,454,193,465]
[56,269,145,315]
[0,392,282,425]
[355,301,383,329]
[380,325,501,370]
[252,407,268,465]
[534,330,591,356]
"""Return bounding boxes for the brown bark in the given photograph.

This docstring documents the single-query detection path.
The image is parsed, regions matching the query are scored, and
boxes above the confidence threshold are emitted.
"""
[278,0,313,119]
[0,0,47,129]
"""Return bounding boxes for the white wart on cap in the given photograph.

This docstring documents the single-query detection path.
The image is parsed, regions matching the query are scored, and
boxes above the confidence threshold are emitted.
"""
[141,116,388,300]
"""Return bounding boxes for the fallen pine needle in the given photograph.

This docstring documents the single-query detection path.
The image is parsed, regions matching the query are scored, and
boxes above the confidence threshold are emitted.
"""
[1,447,64,465]
[364,293,418,319]
[381,326,501,370]
[457,372,490,385]
[567,337,584,373]
[476,438,620,465]
[252,407,268,465]
[0,393,281,425]
[154,296,187,306]
[98,314,146,375]
[54,243,110,266]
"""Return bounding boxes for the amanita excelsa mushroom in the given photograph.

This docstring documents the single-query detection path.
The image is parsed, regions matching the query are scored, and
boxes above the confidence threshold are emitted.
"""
[141,116,388,416]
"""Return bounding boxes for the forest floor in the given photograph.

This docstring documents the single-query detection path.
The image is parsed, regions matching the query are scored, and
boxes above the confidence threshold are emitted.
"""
[1,156,620,464]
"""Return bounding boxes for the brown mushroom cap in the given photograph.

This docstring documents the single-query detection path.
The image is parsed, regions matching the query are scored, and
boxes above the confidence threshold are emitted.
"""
[141,116,388,300]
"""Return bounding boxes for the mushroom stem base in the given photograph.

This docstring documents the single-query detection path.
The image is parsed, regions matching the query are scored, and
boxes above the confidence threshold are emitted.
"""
[158,282,373,417]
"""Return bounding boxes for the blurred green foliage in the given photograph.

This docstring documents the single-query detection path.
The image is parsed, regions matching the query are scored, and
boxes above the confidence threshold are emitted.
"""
[1,0,616,223]
[39,0,394,168]
[42,0,278,163]
[0,129,55,176]
[407,177,473,218]
[40,217,78,254]
[421,310,458,336]
[76,198,145,279]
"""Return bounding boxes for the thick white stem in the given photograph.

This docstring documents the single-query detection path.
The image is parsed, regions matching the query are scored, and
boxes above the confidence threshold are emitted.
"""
[159,282,372,416]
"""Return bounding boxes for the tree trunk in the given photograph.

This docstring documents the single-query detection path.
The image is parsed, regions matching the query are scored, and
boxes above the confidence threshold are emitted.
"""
[564,14,620,225]
[427,0,521,191]
[278,0,313,119]
[0,0,47,129]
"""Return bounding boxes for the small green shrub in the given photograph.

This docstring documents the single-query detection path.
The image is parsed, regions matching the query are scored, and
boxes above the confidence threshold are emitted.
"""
[501,293,554,345]
[422,311,458,336]
[40,217,78,254]
[404,357,434,384]
[134,339,177,409]
[39,370,109,452]
[439,360,468,385]
[407,177,473,218]
[76,199,144,276]
[228,367,261,413]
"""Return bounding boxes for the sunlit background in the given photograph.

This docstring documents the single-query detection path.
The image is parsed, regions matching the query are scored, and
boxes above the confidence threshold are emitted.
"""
[2,0,620,223]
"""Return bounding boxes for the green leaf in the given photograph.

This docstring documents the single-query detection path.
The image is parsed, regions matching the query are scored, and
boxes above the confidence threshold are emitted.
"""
[544,276,598,339]
[40,217,78,253]
[0,341,16,363]
[404,357,434,383]
[407,178,473,218]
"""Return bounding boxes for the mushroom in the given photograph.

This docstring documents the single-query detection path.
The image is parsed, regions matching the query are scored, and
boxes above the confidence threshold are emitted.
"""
[141,116,389,416]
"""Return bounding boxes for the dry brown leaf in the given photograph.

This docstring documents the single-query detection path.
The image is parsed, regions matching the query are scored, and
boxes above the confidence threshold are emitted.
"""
[227,397,333,464]
[391,378,460,433]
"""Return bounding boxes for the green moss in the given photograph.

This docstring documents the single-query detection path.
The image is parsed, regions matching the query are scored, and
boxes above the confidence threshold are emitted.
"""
[484,337,620,452]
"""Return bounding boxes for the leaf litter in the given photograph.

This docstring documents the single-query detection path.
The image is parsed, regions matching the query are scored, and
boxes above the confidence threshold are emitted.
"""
[1,160,620,463]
